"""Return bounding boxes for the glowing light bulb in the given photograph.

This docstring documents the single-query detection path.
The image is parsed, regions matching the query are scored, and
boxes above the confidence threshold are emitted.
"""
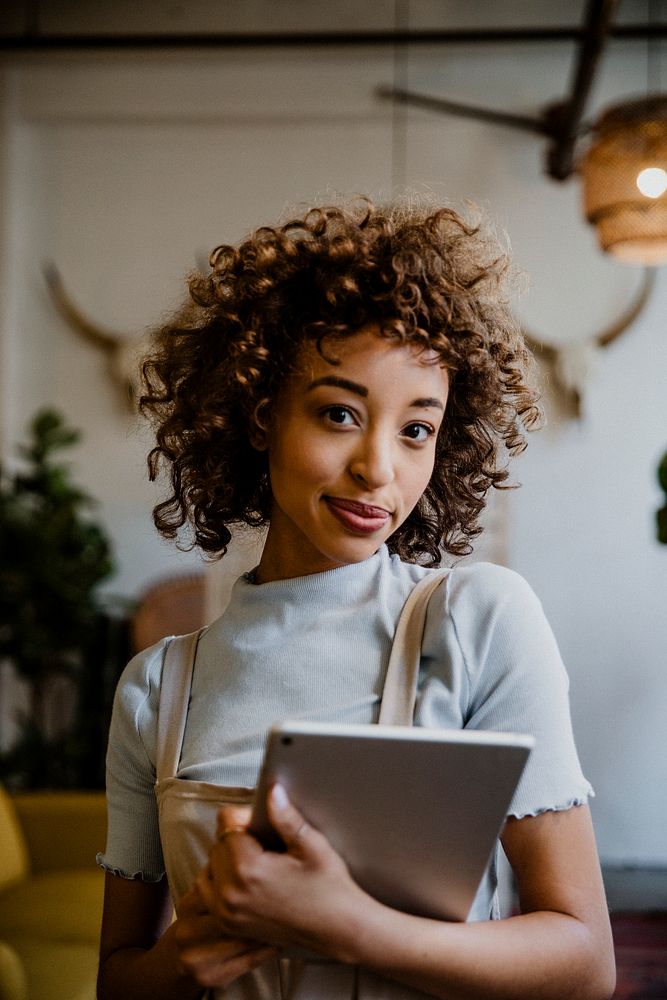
[636,166,667,198]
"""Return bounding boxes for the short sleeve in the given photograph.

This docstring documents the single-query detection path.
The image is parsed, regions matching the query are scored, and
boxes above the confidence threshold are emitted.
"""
[418,562,593,818]
[96,640,168,881]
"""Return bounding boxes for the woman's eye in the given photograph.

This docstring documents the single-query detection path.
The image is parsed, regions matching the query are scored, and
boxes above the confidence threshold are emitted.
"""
[324,406,355,426]
[402,422,433,442]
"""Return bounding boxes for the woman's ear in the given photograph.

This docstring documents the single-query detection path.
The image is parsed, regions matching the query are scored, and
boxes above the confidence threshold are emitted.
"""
[249,425,269,451]
[249,402,271,451]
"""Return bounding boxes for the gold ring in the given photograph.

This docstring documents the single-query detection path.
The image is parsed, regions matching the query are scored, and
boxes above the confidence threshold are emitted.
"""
[217,825,246,843]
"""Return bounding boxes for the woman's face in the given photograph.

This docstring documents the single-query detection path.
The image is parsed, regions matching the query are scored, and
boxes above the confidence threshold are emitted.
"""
[256,327,449,583]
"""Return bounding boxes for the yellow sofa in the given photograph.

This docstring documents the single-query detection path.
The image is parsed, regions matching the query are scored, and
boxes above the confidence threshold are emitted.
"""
[0,786,106,1000]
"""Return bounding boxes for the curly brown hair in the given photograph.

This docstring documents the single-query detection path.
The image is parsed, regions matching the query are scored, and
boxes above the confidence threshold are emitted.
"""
[140,198,541,566]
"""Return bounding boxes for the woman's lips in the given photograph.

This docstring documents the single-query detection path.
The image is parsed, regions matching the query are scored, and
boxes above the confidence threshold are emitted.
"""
[325,497,391,534]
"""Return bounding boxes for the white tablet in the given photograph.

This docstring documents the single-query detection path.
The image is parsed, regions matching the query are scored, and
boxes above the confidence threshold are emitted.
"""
[249,720,534,922]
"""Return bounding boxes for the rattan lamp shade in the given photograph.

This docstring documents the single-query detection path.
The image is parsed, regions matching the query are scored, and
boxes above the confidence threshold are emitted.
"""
[581,95,667,264]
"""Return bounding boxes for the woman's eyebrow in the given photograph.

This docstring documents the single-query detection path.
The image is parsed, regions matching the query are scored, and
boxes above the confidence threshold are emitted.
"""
[411,397,445,410]
[307,377,445,411]
[307,375,368,397]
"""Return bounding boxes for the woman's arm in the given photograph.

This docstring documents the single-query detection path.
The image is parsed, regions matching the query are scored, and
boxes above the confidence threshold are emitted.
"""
[97,874,198,1000]
[197,787,616,1000]
[345,804,616,1000]
[97,872,275,1000]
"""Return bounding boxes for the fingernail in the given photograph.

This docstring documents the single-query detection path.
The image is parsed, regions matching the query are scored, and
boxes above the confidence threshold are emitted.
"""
[271,782,289,810]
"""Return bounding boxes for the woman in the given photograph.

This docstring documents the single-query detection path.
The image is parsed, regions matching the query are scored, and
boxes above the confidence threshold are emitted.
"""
[97,200,615,1000]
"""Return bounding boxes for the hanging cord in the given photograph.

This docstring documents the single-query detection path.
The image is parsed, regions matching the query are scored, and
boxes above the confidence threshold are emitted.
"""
[391,0,409,194]
[647,0,662,93]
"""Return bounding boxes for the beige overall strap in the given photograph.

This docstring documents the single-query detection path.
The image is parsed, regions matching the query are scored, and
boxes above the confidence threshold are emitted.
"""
[156,629,205,782]
[378,571,448,726]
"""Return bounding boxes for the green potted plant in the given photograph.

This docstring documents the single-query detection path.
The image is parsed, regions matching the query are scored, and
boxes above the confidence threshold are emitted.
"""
[0,408,115,788]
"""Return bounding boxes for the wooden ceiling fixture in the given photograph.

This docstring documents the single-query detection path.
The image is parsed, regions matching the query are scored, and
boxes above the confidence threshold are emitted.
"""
[379,0,620,184]
[381,0,667,266]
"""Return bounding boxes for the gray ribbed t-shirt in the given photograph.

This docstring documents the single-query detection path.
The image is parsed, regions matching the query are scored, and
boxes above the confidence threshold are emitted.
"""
[99,546,592,891]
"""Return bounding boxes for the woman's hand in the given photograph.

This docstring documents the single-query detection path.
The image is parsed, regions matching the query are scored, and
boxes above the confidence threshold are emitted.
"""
[174,882,277,992]
[195,784,372,961]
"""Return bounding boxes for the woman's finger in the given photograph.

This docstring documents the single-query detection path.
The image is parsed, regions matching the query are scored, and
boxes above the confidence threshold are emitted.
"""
[193,864,217,916]
[211,805,262,880]
[199,944,276,988]
[179,934,276,989]
[265,782,325,856]
[216,803,252,839]
[179,882,209,917]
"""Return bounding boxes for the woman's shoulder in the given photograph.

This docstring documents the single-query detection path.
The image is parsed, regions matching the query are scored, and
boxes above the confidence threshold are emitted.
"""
[442,562,547,645]
[105,638,176,775]
[446,559,540,607]
[113,636,171,716]
[387,551,539,612]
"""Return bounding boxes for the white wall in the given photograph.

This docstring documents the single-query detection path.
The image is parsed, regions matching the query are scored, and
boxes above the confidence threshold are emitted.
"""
[1,2,665,865]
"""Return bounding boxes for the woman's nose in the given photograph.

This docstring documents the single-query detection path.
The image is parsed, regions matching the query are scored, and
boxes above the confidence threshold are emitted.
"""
[349,434,395,489]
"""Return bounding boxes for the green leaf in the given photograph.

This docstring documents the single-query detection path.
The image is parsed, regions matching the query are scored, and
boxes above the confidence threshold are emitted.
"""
[658,505,667,545]
[658,451,667,495]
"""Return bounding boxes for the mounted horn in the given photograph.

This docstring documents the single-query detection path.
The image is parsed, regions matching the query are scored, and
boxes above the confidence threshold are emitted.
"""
[521,267,655,418]
[43,263,147,409]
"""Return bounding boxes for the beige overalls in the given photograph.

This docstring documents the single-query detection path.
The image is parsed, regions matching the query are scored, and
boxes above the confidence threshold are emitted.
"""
[155,572,447,999]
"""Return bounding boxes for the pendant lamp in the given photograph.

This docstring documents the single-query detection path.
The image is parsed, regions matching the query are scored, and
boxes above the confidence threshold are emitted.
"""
[581,95,667,264]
